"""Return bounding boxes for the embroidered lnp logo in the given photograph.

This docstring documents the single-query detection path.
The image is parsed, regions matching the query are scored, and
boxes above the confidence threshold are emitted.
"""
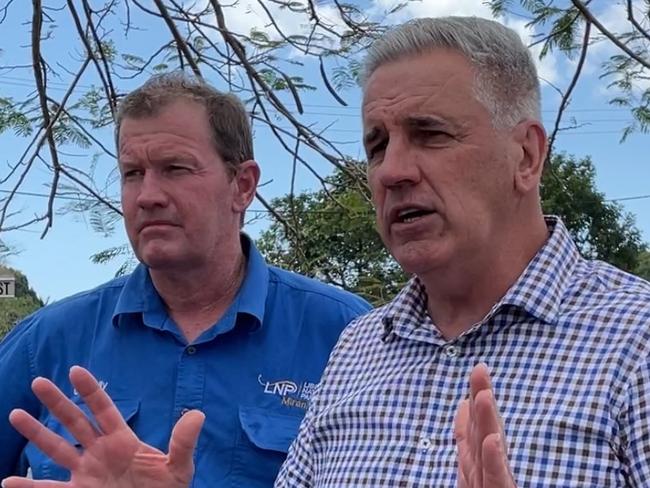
[73,380,108,396]
[258,374,318,410]
[258,375,297,396]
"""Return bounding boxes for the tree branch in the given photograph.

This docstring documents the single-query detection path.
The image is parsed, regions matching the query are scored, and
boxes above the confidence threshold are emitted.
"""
[571,0,650,69]
[547,21,591,161]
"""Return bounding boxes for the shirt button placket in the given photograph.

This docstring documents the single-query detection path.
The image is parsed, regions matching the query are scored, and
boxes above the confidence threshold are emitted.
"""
[175,344,204,421]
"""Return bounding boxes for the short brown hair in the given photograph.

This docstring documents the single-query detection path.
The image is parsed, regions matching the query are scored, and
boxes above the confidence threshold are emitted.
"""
[116,72,254,172]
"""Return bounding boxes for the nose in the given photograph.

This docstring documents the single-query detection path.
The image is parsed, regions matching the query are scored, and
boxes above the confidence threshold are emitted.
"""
[135,172,169,209]
[374,137,420,189]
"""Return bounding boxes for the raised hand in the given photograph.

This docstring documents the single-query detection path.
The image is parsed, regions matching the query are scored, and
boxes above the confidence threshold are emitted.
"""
[2,366,204,488]
[454,363,516,488]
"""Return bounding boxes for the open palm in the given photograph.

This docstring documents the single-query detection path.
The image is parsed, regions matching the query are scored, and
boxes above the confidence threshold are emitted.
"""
[2,366,204,488]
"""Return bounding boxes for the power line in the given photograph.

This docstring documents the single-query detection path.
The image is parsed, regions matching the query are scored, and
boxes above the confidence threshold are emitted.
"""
[2,188,650,207]
[609,194,650,202]
[0,188,331,214]
[0,75,643,115]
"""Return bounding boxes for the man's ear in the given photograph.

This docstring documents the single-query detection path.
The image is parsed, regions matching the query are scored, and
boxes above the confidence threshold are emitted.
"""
[232,160,260,213]
[512,120,547,194]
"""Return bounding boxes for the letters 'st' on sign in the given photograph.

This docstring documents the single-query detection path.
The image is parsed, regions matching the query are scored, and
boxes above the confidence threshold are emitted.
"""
[0,274,15,298]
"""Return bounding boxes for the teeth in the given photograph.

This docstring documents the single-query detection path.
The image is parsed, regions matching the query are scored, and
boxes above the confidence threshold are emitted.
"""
[398,208,420,219]
[403,216,421,223]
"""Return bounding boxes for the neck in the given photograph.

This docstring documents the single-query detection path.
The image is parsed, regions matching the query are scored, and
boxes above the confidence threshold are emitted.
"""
[150,242,247,343]
[422,216,548,340]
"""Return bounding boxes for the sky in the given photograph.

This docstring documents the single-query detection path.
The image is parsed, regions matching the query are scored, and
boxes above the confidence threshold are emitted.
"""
[1,0,649,303]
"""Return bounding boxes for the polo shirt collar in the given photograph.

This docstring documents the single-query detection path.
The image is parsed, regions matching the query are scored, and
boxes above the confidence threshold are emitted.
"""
[112,234,270,330]
[236,234,269,327]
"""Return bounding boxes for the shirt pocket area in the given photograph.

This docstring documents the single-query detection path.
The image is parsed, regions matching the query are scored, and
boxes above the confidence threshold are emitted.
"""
[24,399,139,481]
[231,406,303,486]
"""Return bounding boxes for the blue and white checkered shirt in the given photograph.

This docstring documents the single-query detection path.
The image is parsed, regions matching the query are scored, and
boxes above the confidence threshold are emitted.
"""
[275,217,650,487]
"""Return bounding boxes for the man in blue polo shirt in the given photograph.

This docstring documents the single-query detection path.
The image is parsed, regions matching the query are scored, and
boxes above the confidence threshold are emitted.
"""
[0,72,370,486]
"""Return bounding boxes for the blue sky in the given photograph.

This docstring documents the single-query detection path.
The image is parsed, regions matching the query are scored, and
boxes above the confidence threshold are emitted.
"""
[1,0,649,302]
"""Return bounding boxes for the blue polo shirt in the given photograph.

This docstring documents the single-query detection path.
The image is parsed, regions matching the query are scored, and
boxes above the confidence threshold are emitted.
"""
[0,237,371,486]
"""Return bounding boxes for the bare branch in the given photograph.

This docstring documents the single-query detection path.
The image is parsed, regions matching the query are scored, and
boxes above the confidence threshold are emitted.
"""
[0,0,15,24]
[0,47,91,232]
[547,21,592,161]
[66,0,116,119]
[626,0,650,43]
[319,56,347,106]
[81,0,119,117]
[32,0,62,238]
[59,165,122,216]
[152,0,202,78]
[571,0,650,69]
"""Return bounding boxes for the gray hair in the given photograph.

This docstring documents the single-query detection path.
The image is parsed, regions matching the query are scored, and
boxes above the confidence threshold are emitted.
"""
[361,16,541,129]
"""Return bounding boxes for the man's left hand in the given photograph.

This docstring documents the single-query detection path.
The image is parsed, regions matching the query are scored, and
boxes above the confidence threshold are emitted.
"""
[454,363,517,488]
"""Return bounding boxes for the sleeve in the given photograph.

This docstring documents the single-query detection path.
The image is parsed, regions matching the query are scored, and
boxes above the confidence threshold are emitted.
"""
[0,318,41,477]
[274,390,317,487]
[621,353,650,486]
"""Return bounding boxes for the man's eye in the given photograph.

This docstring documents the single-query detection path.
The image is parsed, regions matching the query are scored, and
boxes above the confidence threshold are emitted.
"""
[367,140,388,163]
[418,130,451,142]
[167,165,191,174]
[123,169,143,179]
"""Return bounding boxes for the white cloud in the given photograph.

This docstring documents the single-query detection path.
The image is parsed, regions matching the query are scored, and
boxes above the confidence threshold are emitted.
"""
[188,0,564,88]
[212,1,347,44]
[370,0,494,20]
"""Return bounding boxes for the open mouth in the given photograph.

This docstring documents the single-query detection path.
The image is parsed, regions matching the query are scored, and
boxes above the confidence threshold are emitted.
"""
[396,208,435,224]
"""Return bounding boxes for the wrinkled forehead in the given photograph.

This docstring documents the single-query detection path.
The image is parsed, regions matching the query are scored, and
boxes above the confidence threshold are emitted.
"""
[361,53,484,134]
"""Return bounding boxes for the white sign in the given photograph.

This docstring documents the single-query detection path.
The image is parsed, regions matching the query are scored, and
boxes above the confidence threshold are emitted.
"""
[0,276,15,298]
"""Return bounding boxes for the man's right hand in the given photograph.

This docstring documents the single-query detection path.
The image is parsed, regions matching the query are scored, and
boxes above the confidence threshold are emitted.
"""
[2,366,204,488]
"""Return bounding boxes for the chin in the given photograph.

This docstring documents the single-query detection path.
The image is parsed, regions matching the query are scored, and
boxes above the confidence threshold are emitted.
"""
[391,241,449,276]
[138,245,182,269]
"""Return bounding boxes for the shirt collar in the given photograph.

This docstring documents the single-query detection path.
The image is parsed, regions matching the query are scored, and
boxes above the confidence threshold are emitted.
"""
[493,216,579,325]
[112,234,270,330]
[236,234,269,328]
[379,276,432,343]
[380,216,580,341]
[112,263,163,327]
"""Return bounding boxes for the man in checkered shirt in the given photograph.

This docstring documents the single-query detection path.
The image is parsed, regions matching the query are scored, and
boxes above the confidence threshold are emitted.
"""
[3,16,650,488]
[274,16,650,487]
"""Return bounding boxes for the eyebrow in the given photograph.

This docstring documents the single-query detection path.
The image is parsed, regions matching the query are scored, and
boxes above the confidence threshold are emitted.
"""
[405,115,447,129]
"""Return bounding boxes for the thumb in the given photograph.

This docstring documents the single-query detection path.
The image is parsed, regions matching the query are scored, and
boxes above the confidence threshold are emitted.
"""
[167,410,205,482]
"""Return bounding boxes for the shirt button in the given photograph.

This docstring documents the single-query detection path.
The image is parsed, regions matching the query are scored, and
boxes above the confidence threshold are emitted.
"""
[444,344,459,358]
[186,346,197,355]
[180,407,191,416]
[418,437,432,451]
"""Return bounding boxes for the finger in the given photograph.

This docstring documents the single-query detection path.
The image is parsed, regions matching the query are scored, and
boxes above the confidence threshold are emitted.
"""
[30,377,98,448]
[454,399,471,487]
[482,433,516,487]
[474,389,503,451]
[8,409,81,471]
[469,363,492,400]
[69,366,130,435]
[456,465,469,488]
[469,364,492,486]
[168,410,205,479]
[468,363,496,487]
[454,399,470,445]
[2,477,68,488]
